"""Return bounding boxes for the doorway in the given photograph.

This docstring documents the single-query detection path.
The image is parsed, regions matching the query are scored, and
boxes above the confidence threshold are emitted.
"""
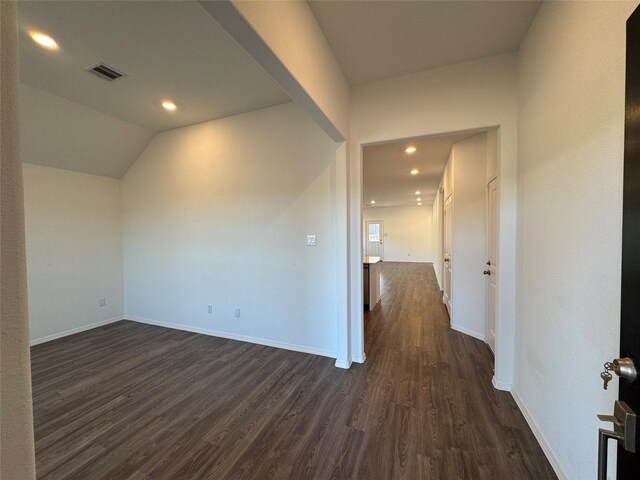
[357,129,500,377]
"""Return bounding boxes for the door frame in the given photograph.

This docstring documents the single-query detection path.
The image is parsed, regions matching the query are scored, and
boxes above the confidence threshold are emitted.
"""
[443,193,453,316]
[485,176,499,354]
[350,127,515,391]
[439,186,445,287]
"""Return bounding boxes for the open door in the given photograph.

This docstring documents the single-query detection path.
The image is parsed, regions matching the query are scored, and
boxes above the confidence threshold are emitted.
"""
[597,6,640,479]
[617,6,640,477]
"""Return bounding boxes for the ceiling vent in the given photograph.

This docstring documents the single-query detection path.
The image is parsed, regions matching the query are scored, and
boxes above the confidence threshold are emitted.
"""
[86,62,125,81]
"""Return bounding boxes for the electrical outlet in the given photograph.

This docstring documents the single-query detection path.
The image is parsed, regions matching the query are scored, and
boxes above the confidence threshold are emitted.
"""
[208,304,213,314]
[306,235,317,246]
[99,298,106,307]
[235,308,241,318]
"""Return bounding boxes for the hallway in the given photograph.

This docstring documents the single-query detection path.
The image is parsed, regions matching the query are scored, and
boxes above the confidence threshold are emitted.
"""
[363,262,556,478]
[31,263,556,479]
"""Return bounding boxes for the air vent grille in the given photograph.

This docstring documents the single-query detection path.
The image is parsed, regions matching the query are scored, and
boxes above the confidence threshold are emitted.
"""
[86,62,125,81]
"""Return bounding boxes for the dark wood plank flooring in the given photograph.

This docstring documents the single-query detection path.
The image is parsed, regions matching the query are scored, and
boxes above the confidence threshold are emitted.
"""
[31,262,556,479]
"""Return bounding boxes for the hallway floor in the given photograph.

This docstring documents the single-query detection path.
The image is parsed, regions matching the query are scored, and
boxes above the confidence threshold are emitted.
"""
[31,262,556,479]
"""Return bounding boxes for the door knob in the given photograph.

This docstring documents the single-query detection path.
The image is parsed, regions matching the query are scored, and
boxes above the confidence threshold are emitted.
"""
[483,270,490,275]
[600,357,638,389]
[613,357,638,382]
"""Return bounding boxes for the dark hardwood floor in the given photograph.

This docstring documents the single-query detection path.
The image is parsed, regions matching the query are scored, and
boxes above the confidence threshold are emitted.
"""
[31,262,557,479]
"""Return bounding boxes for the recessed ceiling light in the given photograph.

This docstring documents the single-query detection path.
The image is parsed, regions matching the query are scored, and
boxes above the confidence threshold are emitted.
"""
[415,190,421,195]
[30,32,58,50]
[405,146,416,154]
[162,101,177,111]
[410,169,419,175]
[417,197,422,202]
[370,200,376,204]
[418,202,422,206]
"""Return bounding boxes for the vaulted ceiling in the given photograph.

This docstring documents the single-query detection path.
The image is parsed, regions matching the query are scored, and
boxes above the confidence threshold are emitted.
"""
[17,1,542,178]
[17,0,290,177]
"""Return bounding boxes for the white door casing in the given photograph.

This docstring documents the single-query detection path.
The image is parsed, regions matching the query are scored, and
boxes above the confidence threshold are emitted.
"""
[443,195,453,315]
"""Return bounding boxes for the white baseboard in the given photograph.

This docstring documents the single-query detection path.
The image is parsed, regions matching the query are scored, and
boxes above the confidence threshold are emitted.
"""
[335,358,352,369]
[352,352,366,363]
[491,375,512,391]
[30,315,124,346]
[450,323,485,341]
[127,316,337,360]
[511,388,569,480]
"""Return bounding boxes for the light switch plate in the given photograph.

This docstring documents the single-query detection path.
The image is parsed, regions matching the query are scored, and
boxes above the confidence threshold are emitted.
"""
[306,235,317,246]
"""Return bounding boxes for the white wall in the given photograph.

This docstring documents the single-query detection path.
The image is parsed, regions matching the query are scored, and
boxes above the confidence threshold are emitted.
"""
[515,2,637,479]
[122,102,339,358]
[350,53,518,383]
[449,134,487,340]
[200,1,351,366]
[363,206,433,262]
[432,130,497,294]
[23,163,124,344]
[432,184,444,288]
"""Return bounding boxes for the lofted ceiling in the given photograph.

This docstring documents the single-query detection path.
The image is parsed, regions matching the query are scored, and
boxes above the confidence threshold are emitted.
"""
[16,1,291,178]
[16,1,540,179]
[363,132,481,208]
[17,1,290,132]
[308,0,542,86]
[20,83,154,178]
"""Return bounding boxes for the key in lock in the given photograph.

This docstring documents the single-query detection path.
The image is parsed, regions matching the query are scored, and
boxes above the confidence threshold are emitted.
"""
[601,362,614,390]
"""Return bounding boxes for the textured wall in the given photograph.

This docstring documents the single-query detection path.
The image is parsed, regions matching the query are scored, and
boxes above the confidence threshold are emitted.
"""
[0,0,37,478]
[516,2,638,478]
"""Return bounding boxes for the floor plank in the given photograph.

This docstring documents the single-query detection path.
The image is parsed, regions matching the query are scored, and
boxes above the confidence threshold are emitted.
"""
[31,262,557,479]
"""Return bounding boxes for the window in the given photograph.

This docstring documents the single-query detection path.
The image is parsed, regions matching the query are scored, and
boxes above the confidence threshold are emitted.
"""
[368,223,380,242]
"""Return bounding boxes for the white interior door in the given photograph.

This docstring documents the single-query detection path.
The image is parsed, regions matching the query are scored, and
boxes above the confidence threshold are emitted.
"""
[443,196,452,315]
[365,220,384,259]
[485,179,498,354]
